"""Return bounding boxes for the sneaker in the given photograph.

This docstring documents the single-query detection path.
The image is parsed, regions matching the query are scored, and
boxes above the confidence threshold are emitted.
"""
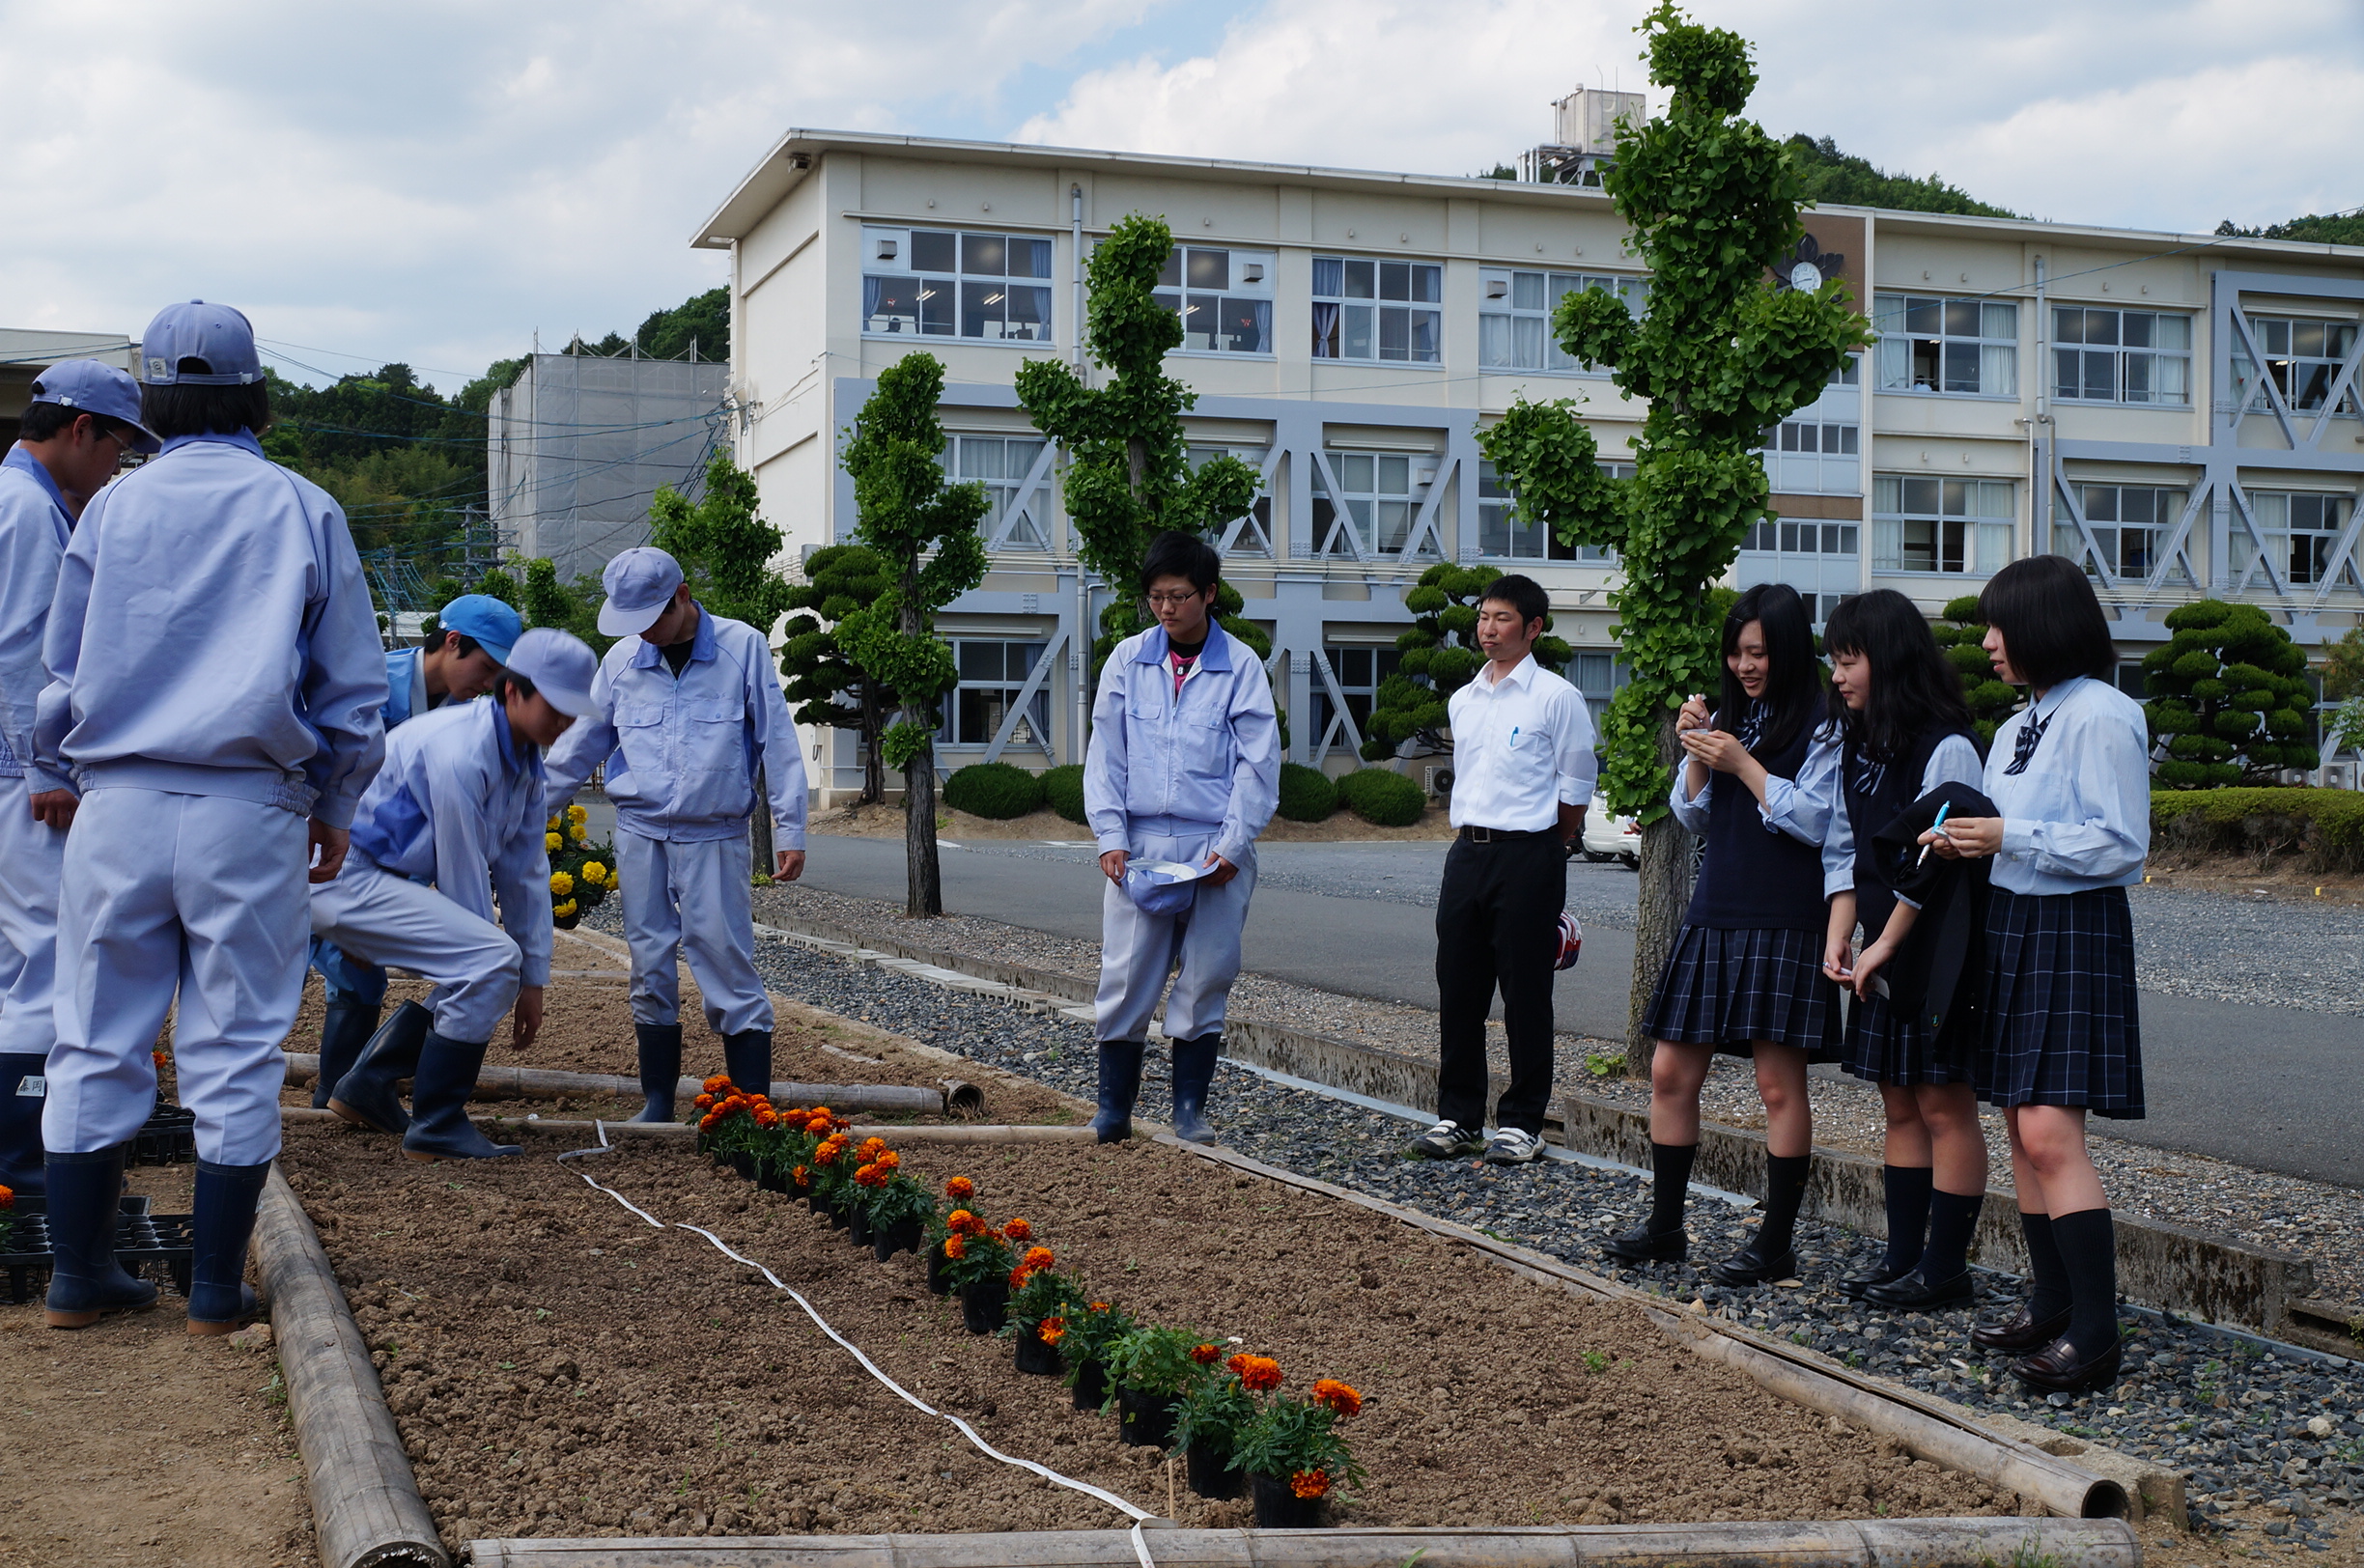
[1404,1120,1485,1160]
[1483,1127,1547,1165]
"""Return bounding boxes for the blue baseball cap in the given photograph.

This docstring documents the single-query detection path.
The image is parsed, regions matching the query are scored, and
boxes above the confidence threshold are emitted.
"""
[436,594,523,665]
[503,628,600,718]
[598,546,687,636]
[139,300,265,385]
[1122,859,1203,918]
[28,360,161,453]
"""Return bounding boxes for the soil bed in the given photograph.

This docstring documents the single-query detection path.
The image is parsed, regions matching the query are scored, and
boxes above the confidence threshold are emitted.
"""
[276,1126,2010,1552]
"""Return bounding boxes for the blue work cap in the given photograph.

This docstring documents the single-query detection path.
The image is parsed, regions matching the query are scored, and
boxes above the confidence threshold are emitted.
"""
[28,360,161,453]
[598,546,686,636]
[139,300,265,385]
[1122,859,1203,918]
[503,628,600,718]
[436,594,523,665]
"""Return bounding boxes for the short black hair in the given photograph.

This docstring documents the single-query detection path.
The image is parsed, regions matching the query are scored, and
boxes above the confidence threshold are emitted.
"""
[1978,555,2117,689]
[140,367,270,440]
[491,669,540,705]
[17,403,133,445]
[1140,530,1222,595]
[1821,588,1974,766]
[1717,582,1826,761]
[1478,573,1550,628]
[418,628,483,659]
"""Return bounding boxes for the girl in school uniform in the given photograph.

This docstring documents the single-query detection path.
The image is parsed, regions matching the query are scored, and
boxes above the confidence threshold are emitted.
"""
[1923,555,2150,1393]
[1604,583,1843,1285]
[1817,590,1990,1310]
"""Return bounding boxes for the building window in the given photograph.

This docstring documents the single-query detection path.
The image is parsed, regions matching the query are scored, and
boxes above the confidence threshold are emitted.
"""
[2237,492,2359,588]
[1188,446,1274,553]
[1477,459,1627,561]
[1759,355,1861,495]
[1872,476,2014,574]
[2115,660,2150,701]
[942,435,1051,548]
[2052,309,2191,406]
[940,640,1051,747]
[1312,450,1438,557]
[1741,517,1860,556]
[1156,248,1274,354]
[1477,269,1646,373]
[1314,645,1402,744]
[862,227,1055,342]
[1312,257,1441,363]
[2055,485,2183,580]
[2235,318,2360,414]
[1566,650,1630,737]
[1873,294,2017,396]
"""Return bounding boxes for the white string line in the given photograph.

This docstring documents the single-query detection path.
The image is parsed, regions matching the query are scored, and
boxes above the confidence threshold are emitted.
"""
[554,1132,1158,1568]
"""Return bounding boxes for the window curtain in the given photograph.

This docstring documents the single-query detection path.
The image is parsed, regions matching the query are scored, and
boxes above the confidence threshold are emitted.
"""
[1311,257,1343,296]
[1876,335,1910,389]
[1976,522,2015,574]
[1478,314,1511,368]
[1310,302,1339,358]
[863,276,883,327]
[1872,518,1903,571]
[1981,345,2017,397]
[1246,299,1272,354]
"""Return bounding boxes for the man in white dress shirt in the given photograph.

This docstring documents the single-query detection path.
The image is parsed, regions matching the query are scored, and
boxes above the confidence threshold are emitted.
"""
[1405,574,1595,1165]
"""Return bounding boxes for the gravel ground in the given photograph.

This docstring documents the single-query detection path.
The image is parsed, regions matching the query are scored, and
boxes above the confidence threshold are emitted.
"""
[598,898,2364,1548]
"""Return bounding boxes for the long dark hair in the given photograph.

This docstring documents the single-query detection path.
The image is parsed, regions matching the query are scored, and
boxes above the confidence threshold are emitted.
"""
[1715,583,1823,761]
[1821,590,1975,766]
[1977,555,2116,690]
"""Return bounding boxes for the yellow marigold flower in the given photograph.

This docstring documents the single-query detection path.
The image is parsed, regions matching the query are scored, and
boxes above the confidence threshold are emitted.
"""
[549,871,575,896]
[546,831,562,852]
[546,814,562,831]
[567,803,587,823]
[553,900,577,917]
[580,861,608,884]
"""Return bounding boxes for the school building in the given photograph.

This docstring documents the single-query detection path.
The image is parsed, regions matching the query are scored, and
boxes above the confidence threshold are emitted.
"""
[689,122,2364,803]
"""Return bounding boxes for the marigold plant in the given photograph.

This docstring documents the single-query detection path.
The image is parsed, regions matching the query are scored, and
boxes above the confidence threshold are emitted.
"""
[944,1176,974,1200]
[1234,1355,1282,1393]
[1310,1379,1363,1417]
[1290,1470,1332,1500]
[1190,1343,1222,1365]
[1038,1315,1067,1344]
[1002,1217,1032,1243]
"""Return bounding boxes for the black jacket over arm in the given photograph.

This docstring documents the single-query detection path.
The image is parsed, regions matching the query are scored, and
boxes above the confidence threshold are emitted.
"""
[1871,782,2000,1057]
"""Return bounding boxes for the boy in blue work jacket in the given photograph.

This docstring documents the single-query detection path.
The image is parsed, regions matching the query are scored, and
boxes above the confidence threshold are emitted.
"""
[0,361,158,1197]
[544,546,808,1120]
[33,302,387,1333]
[317,630,597,1161]
[1084,530,1279,1144]
[307,592,521,1111]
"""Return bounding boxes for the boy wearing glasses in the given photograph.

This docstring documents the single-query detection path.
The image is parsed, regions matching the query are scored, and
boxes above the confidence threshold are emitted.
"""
[1083,530,1279,1145]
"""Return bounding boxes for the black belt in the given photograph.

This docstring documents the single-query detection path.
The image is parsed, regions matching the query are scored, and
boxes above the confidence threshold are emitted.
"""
[1458,826,1555,844]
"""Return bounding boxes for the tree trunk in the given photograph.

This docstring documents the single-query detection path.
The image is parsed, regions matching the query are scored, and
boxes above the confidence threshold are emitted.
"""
[1625,708,1690,1078]
[904,718,943,917]
[750,762,774,879]
[858,685,886,804]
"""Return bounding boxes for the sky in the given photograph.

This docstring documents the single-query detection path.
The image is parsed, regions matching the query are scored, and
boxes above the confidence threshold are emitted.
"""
[3,0,2358,393]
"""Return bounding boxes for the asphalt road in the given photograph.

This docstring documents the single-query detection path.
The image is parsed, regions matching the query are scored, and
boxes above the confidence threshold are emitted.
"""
[791,834,2363,1190]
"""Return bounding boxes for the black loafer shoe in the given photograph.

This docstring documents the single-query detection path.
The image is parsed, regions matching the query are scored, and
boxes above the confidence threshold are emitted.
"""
[1970,1302,2072,1355]
[1709,1242,1797,1286]
[1861,1266,1975,1311]
[1838,1261,1916,1301]
[2011,1335,2121,1394]
[1600,1223,1687,1264]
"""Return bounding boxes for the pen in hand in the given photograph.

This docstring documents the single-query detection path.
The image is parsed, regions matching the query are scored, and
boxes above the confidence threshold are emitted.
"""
[1914,800,1954,870]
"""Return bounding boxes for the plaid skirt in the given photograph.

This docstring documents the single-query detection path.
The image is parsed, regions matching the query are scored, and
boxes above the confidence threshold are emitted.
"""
[1643,925,1843,1060]
[1977,886,2145,1119]
[1841,985,1976,1088]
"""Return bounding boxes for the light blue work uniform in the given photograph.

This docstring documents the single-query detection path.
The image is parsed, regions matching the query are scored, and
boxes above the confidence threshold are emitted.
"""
[310,699,552,1044]
[0,447,75,1069]
[543,607,808,1036]
[35,431,386,1167]
[308,643,441,1011]
[1084,624,1280,1044]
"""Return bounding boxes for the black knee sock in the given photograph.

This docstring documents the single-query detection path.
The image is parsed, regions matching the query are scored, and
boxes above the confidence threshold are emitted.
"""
[2048,1207,2121,1360]
[1758,1154,1811,1257]
[1647,1142,1698,1234]
[1921,1190,1984,1281]
[2019,1211,2071,1321]
[1880,1165,1934,1273]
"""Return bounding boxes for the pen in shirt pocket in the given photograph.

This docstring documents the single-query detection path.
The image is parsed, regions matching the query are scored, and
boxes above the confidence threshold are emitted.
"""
[1508,724,1523,749]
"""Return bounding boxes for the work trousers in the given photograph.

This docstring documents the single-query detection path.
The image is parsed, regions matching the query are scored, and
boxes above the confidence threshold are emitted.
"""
[310,861,524,1044]
[45,789,308,1166]
[615,827,773,1037]
[1434,833,1565,1135]
[308,936,389,1009]
[0,773,66,1056]
[1095,825,1255,1045]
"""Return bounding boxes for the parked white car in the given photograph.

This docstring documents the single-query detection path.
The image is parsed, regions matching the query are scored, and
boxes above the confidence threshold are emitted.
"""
[1577,789,1641,869]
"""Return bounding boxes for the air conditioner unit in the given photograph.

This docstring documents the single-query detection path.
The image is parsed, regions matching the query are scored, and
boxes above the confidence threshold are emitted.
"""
[1423,765,1455,798]
[1484,276,1509,299]
[1242,262,1265,283]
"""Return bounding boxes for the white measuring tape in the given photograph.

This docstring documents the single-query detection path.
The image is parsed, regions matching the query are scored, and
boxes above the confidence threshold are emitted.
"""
[559,1122,1159,1568]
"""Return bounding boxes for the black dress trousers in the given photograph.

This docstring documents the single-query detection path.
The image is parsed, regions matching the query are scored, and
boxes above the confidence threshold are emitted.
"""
[1434,832,1566,1134]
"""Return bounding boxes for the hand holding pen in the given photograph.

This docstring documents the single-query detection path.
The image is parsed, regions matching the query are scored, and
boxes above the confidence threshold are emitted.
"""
[1914,800,1953,870]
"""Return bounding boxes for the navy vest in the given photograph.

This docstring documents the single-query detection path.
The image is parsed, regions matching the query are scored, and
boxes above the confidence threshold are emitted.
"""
[1682,710,1827,933]
[1843,725,1977,941]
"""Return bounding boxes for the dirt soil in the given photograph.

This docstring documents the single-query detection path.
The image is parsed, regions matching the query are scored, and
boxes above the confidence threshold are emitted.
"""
[276,1129,2023,1553]
[812,798,1458,843]
[2138,850,2364,906]
[0,1162,317,1568]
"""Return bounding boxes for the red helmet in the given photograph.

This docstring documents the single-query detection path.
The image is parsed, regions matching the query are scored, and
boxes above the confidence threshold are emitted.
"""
[1554,911,1583,971]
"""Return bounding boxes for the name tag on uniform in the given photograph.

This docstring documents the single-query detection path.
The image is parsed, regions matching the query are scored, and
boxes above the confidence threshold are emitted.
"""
[14,1074,43,1098]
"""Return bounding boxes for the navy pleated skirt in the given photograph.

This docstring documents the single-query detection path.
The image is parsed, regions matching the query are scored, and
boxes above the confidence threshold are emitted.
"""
[1841,985,1976,1087]
[1976,886,2145,1119]
[1643,925,1843,1060]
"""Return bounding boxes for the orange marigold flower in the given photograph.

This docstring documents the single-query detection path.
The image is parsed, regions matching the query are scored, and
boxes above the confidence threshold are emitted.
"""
[1037,1316,1066,1345]
[804,1115,831,1135]
[1021,1246,1055,1274]
[1225,1352,1251,1376]
[830,1114,851,1132]
[1236,1355,1282,1392]
[791,1165,809,1188]
[1008,1265,1034,1289]
[1310,1380,1362,1417]
[1002,1218,1031,1243]
[1190,1344,1221,1365]
[947,1209,985,1236]
[1288,1469,1331,1500]
[703,1074,732,1094]
[943,1234,968,1260]
[0,1184,14,1210]
[945,1176,974,1199]
[698,1111,723,1133]
[152,1049,168,1070]
[1088,1301,1110,1313]
[858,1136,887,1162]
[754,1108,779,1129]
[875,1150,900,1172]
[693,1093,716,1111]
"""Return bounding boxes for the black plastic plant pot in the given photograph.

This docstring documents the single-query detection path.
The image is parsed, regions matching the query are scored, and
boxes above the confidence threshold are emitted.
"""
[827,1198,851,1230]
[727,1152,756,1181]
[1250,1472,1327,1528]
[1116,1387,1180,1448]
[1186,1440,1245,1500]
[847,1211,874,1247]
[1070,1358,1109,1411]
[924,1246,953,1295]
[961,1277,1009,1334]
[755,1162,790,1194]
[1013,1326,1061,1376]
[874,1219,922,1262]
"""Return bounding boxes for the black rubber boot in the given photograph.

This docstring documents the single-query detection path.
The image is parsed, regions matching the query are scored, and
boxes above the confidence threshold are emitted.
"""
[311,1004,380,1110]
[0,1050,48,1197]
[1091,1042,1144,1143]
[1169,1035,1220,1145]
[186,1159,270,1334]
[400,1032,521,1162]
[328,1001,432,1135]
[42,1145,157,1329]
[721,1028,773,1101]
[631,1023,685,1123]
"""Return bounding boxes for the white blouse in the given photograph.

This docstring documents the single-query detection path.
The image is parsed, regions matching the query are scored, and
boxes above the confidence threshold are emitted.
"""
[1981,676,2151,896]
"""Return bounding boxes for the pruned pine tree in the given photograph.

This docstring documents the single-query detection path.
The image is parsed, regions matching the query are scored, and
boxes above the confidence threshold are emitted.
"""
[780,545,898,805]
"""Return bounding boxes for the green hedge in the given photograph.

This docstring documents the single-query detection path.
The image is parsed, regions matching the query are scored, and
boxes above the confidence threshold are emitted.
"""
[942,762,1045,820]
[2151,787,2364,874]
[1276,762,1338,822]
[1335,767,1426,827]
[1040,764,1087,824]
